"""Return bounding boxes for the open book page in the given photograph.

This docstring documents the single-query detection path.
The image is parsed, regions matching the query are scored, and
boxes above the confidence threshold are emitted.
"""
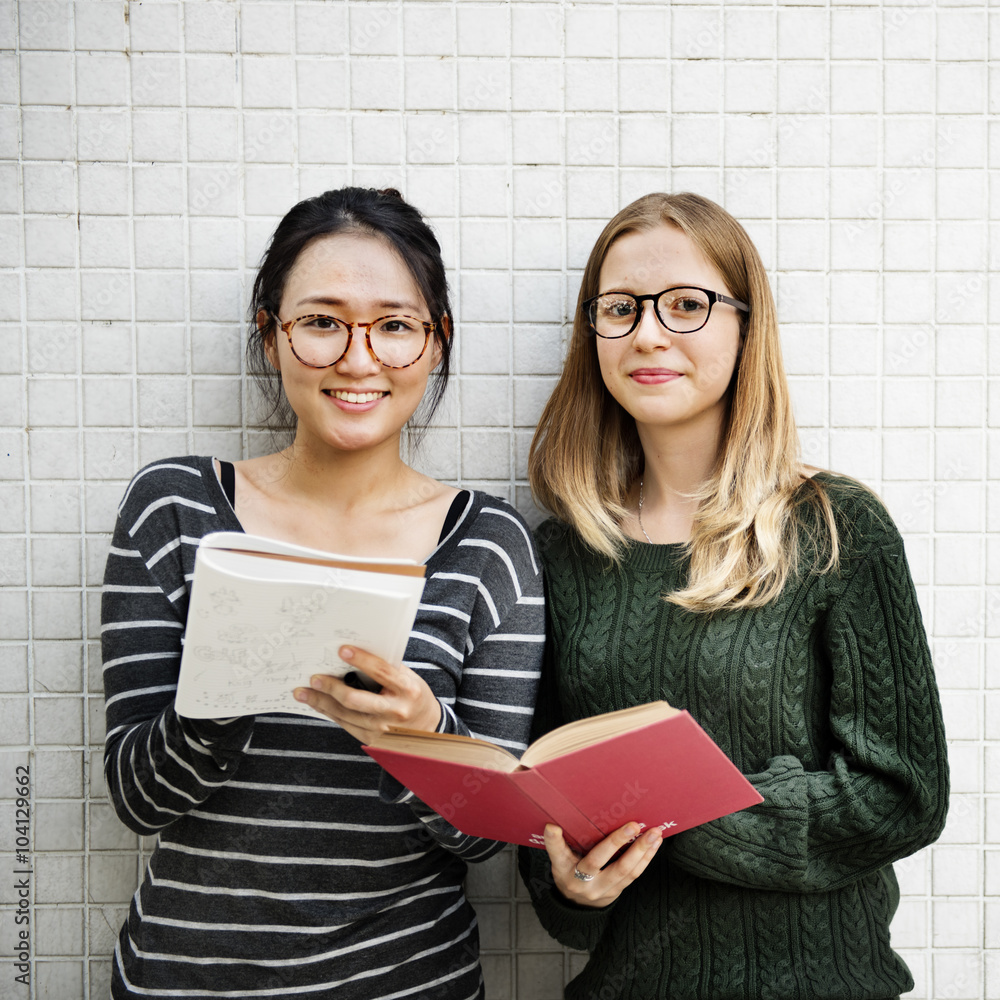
[367,729,523,771]
[370,702,681,772]
[174,533,425,720]
[521,701,680,766]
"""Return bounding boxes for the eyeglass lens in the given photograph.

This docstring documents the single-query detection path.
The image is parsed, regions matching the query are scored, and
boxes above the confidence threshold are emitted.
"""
[590,288,716,336]
[290,315,428,367]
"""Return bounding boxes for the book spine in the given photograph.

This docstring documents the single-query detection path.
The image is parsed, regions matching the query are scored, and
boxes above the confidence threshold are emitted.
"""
[513,769,607,855]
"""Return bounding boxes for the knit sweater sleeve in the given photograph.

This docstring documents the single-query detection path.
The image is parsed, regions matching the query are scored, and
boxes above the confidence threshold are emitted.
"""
[666,515,949,893]
[102,460,254,836]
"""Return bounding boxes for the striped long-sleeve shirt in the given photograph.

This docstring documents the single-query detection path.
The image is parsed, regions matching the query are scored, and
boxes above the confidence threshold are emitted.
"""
[101,456,544,1000]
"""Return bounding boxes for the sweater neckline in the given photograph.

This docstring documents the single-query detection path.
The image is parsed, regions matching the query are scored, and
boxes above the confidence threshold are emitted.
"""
[617,472,838,571]
[620,536,689,572]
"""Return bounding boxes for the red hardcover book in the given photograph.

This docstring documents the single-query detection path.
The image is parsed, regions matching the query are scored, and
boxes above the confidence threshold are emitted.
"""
[363,702,763,853]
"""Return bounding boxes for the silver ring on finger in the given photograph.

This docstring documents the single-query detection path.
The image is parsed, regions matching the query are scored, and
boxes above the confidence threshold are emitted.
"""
[573,868,595,882]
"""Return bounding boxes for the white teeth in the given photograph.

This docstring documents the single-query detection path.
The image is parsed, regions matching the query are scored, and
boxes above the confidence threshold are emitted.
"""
[330,390,386,403]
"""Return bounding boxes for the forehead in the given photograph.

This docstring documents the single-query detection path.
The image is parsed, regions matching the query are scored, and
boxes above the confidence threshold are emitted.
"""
[599,224,726,294]
[282,232,424,306]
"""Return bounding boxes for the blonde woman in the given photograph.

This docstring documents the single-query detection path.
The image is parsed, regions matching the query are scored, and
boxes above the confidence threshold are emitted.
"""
[519,192,948,1000]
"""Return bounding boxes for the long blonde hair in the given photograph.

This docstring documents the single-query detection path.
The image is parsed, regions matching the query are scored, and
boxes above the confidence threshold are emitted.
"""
[530,192,838,612]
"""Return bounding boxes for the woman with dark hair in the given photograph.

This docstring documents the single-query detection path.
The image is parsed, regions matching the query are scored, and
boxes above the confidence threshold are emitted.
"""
[102,187,544,999]
[519,192,948,1000]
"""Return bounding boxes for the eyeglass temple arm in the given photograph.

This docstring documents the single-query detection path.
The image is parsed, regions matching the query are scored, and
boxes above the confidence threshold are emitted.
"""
[715,292,749,313]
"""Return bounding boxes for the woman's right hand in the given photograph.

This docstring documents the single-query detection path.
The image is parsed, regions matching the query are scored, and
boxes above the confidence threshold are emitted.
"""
[543,822,664,908]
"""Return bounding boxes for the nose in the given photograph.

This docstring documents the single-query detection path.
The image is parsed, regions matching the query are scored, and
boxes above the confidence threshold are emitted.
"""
[630,302,674,351]
[335,326,382,374]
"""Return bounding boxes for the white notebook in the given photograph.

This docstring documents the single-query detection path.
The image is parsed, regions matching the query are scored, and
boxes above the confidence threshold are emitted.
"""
[174,532,426,719]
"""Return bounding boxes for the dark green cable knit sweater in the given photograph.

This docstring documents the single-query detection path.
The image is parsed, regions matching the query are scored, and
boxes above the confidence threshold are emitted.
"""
[519,473,949,1000]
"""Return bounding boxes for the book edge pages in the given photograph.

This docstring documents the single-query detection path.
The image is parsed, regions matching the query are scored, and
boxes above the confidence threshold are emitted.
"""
[199,531,425,576]
[212,547,427,579]
[365,729,521,773]
[521,700,680,767]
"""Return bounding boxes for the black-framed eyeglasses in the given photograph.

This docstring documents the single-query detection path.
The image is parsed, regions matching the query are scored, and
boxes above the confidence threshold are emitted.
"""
[275,313,436,370]
[583,286,749,338]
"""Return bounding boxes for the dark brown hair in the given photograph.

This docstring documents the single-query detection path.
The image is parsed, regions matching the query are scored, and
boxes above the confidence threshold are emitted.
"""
[247,187,453,434]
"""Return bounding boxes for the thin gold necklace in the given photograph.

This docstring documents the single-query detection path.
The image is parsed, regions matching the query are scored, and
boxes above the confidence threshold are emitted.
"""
[637,478,653,544]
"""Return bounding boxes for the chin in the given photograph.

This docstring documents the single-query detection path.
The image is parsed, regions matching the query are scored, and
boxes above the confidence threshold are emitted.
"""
[296,422,389,456]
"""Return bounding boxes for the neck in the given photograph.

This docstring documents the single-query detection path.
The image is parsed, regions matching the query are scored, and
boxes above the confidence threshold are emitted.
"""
[278,430,412,515]
[634,412,725,543]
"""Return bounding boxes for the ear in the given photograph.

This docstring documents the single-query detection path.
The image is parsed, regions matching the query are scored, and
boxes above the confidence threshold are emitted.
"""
[430,315,450,370]
[258,309,280,371]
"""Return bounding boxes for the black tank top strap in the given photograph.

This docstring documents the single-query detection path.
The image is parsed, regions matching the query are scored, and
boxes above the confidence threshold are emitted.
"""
[438,490,470,543]
[219,460,236,509]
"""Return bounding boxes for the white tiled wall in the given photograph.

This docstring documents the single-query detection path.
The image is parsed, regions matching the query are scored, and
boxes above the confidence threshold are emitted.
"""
[0,1,993,997]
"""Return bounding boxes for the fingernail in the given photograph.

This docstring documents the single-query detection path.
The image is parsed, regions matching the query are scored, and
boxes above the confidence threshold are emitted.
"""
[339,646,354,660]
[293,689,309,703]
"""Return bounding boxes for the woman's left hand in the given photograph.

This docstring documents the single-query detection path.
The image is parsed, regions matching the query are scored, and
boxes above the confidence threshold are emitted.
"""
[543,822,664,908]
[293,645,442,744]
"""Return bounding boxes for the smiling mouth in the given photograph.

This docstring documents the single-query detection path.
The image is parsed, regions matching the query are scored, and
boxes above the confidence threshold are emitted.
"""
[325,390,388,403]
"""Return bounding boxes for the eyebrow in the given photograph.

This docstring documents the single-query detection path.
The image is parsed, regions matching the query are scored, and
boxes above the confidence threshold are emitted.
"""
[293,296,420,312]
[599,284,700,293]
